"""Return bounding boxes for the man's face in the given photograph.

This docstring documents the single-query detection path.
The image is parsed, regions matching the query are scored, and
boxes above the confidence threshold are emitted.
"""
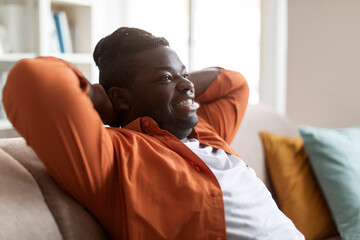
[128,46,198,139]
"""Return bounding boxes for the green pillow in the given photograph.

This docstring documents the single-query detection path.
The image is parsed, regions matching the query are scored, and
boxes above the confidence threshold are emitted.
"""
[299,125,360,240]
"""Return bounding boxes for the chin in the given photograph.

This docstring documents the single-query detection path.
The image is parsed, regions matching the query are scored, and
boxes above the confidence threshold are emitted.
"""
[181,115,199,129]
[181,120,198,137]
[160,117,198,139]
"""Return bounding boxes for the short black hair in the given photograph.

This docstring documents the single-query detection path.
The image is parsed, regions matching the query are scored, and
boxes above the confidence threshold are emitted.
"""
[93,27,170,92]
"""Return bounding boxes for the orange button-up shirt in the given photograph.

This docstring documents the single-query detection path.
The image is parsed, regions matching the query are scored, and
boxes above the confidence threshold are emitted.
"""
[3,57,249,240]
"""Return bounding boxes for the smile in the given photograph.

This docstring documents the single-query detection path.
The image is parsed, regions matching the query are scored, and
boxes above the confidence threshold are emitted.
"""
[174,98,194,107]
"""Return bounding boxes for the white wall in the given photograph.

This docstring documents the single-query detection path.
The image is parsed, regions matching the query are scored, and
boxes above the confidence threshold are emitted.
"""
[286,0,360,128]
[92,0,125,47]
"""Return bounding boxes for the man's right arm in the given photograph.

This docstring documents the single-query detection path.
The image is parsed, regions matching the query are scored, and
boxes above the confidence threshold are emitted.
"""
[2,57,115,208]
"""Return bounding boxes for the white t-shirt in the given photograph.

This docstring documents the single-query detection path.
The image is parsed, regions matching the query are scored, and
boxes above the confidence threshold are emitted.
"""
[181,138,304,240]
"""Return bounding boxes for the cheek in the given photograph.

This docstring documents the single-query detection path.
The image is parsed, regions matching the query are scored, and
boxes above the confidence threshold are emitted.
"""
[152,96,172,113]
[150,88,173,105]
[133,84,174,114]
[150,92,174,116]
[138,91,169,112]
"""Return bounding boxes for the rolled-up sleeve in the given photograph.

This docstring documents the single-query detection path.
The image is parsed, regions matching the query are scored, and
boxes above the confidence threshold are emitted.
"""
[2,57,115,207]
[195,68,249,144]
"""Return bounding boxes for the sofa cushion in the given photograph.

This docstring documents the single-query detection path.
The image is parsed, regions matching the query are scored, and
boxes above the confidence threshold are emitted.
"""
[0,147,62,239]
[260,131,337,240]
[0,138,109,240]
[299,126,360,240]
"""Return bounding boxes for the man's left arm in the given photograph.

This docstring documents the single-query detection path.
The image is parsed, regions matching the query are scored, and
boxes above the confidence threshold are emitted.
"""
[188,67,220,96]
[190,67,249,144]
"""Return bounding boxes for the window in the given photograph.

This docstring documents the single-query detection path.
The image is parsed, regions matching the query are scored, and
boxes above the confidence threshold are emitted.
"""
[125,0,260,103]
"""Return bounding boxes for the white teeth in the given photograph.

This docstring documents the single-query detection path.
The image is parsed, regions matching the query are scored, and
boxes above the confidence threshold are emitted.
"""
[194,102,200,109]
[176,99,193,107]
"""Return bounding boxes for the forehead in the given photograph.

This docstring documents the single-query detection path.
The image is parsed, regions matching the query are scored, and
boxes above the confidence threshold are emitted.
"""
[134,46,185,74]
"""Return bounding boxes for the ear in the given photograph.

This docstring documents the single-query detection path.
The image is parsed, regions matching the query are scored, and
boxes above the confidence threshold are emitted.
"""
[108,87,131,111]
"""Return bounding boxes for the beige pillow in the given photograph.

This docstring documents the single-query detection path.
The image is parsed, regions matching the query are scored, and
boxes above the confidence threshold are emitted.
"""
[260,131,337,240]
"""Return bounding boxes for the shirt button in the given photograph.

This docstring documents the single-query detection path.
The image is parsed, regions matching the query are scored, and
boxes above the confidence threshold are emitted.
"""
[143,121,150,127]
[216,237,223,240]
[211,190,220,197]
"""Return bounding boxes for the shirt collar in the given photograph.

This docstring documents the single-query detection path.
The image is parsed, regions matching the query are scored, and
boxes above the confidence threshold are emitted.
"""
[123,116,199,139]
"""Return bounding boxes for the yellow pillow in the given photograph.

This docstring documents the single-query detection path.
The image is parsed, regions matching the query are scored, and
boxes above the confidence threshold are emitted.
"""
[260,131,337,240]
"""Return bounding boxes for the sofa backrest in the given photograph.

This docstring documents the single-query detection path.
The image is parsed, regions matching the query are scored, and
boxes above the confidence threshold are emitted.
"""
[231,104,299,191]
[0,138,109,240]
[0,145,63,239]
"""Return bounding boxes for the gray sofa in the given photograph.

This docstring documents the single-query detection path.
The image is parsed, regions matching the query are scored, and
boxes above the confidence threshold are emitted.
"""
[0,104,340,239]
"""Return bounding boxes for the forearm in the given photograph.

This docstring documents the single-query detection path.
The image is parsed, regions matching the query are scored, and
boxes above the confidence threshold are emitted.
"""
[3,57,114,203]
[194,68,249,104]
[188,67,220,97]
[194,68,249,143]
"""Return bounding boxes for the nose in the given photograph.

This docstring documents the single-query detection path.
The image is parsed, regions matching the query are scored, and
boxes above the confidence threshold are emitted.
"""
[176,77,194,93]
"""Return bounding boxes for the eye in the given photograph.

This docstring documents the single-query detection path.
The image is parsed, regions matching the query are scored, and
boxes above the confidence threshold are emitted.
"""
[182,73,189,79]
[160,75,172,82]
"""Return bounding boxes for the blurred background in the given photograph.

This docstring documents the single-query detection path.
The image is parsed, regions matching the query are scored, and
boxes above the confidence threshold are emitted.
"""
[0,0,359,137]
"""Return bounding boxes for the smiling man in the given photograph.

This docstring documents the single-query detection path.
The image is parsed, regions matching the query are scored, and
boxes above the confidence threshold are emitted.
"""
[3,27,304,240]
[107,46,200,139]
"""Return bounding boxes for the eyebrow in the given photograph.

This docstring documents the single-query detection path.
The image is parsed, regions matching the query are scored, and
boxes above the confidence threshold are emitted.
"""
[155,65,187,72]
